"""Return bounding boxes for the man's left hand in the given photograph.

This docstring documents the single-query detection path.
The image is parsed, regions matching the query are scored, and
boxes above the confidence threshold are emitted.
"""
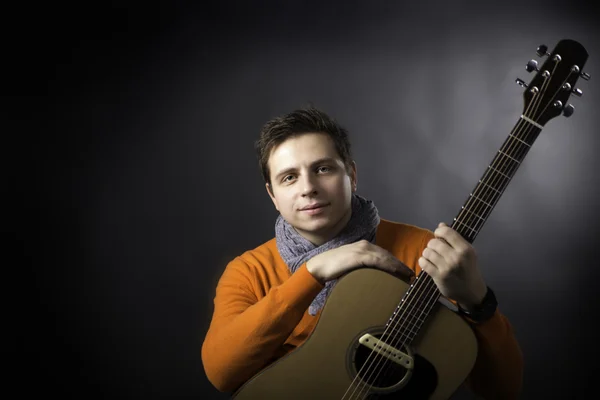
[418,222,488,310]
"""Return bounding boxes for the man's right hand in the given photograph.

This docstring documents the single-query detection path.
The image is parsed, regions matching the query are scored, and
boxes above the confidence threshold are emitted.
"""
[306,240,415,285]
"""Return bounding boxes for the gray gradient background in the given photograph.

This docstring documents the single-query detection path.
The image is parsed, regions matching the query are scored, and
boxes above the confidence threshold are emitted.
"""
[10,1,600,399]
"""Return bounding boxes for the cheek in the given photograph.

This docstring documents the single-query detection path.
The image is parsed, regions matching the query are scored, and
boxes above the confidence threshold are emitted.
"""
[278,193,296,211]
[332,177,352,195]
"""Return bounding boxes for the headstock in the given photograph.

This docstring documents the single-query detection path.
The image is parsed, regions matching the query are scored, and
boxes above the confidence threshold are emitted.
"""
[515,39,589,126]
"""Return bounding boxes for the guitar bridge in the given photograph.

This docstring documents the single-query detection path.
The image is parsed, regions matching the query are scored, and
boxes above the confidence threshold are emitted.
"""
[358,333,414,370]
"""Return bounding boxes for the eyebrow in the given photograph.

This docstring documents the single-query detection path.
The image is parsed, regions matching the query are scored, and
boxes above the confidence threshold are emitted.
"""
[273,157,338,182]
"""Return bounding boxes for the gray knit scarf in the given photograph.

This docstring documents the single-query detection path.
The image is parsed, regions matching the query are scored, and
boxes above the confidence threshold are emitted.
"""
[275,194,380,316]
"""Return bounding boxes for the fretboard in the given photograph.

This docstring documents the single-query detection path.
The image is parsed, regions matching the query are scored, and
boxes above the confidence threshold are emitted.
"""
[382,116,543,348]
[453,117,542,244]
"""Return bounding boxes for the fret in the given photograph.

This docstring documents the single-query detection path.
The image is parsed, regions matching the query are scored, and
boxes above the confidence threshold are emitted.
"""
[500,133,533,162]
[389,307,428,326]
[477,180,501,196]
[498,150,521,165]
[386,279,440,343]
[385,274,441,347]
[453,218,479,235]
[457,214,479,235]
[508,133,532,147]
[469,193,493,209]
[520,126,541,145]
[472,183,501,209]
[456,208,484,235]
[481,168,511,194]
[459,193,493,235]
[487,165,511,180]
[389,307,426,326]
[492,153,518,177]
[460,206,485,222]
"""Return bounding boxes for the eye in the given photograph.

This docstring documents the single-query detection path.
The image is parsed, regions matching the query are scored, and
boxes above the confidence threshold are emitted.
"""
[317,166,331,173]
[282,175,295,183]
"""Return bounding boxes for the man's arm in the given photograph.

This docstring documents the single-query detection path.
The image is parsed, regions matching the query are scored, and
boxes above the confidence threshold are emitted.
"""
[463,310,524,399]
[201,257,323,393]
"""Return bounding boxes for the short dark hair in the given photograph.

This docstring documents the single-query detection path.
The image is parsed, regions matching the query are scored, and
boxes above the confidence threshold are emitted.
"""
[254,106,353,186]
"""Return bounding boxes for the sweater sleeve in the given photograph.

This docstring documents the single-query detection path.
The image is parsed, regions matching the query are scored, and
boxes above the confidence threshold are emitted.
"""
[201,257,324,393]
[418,231,524,399]
[463,310,524,399]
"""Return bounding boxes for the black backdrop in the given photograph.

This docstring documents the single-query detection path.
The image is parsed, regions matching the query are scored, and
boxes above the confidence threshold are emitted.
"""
[8,1,600,399]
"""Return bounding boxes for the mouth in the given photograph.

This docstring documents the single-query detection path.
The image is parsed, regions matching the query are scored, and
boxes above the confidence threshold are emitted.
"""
[299,203,330,215]
[300,203,329,211]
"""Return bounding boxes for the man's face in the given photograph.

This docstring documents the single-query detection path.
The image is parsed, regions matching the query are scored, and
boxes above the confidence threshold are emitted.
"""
[266,132,357,246]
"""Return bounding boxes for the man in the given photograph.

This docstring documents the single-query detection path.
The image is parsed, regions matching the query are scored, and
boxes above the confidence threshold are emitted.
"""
[201,106,523,399]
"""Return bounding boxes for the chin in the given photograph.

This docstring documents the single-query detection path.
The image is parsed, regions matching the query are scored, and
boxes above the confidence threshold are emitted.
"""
[297,219,335,235]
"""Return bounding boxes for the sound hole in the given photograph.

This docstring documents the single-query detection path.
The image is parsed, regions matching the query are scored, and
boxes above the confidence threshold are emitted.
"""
[351,333,437,398]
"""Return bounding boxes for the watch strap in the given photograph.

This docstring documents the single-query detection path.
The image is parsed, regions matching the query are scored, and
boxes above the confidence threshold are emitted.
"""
[457,286,498,324]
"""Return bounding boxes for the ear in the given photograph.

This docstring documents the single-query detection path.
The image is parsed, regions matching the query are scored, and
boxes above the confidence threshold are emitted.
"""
[349,161,358,192]
[266,183,279,211]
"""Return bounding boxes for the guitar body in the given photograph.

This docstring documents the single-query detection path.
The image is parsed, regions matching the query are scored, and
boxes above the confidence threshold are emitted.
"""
[233,268,477,399]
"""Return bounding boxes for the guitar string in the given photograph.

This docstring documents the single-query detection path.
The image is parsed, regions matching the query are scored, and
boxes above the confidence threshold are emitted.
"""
[453,58,563,244]
[354,114,540,399]
[349,57,564,399]
[452,61,558,241]
[344,58,563,399]
[355,116,538,400]
[342,113,533,399]
[344,116,538,400]
[347,78,548,399]
[341,259,436,399]
[356,59,561,398]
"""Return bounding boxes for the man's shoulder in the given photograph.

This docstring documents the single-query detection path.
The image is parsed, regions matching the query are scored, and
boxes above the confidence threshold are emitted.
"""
[216,238,280,282]
[233,237,280,269]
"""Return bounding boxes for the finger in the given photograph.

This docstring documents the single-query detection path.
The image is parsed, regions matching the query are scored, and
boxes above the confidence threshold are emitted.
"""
[426,238,455,266]
[434,222,468,251]
[418,256,440,279]
[422,246,448,272]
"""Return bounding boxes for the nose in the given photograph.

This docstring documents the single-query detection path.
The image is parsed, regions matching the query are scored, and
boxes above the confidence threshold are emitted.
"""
[299,173,318,197]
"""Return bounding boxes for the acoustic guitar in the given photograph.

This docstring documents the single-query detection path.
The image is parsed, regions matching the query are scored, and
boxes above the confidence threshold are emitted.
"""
[232,39,590,399]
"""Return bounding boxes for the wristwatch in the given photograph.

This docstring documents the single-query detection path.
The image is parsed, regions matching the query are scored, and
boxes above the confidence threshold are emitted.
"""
[457,286,498,324]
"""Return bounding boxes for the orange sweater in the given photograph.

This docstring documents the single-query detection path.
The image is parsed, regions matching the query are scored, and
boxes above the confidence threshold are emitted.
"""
[201,218,523,399]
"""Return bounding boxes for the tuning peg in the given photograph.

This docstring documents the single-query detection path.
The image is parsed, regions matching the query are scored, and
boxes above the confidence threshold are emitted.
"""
[572,88,583,97]
[526,59,539,73]
[580,71,591,80]
[536,44,550,57]
[516,78,528,88]
[563,104,575,117]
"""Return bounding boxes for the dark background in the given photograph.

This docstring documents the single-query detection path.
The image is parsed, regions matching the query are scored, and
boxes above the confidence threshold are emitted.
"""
[7,1,600,398]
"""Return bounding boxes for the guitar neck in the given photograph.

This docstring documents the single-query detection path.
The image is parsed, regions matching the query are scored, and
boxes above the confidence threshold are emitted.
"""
[450,116,542,243]
[384,37,589,346]
[385,117,542,345]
